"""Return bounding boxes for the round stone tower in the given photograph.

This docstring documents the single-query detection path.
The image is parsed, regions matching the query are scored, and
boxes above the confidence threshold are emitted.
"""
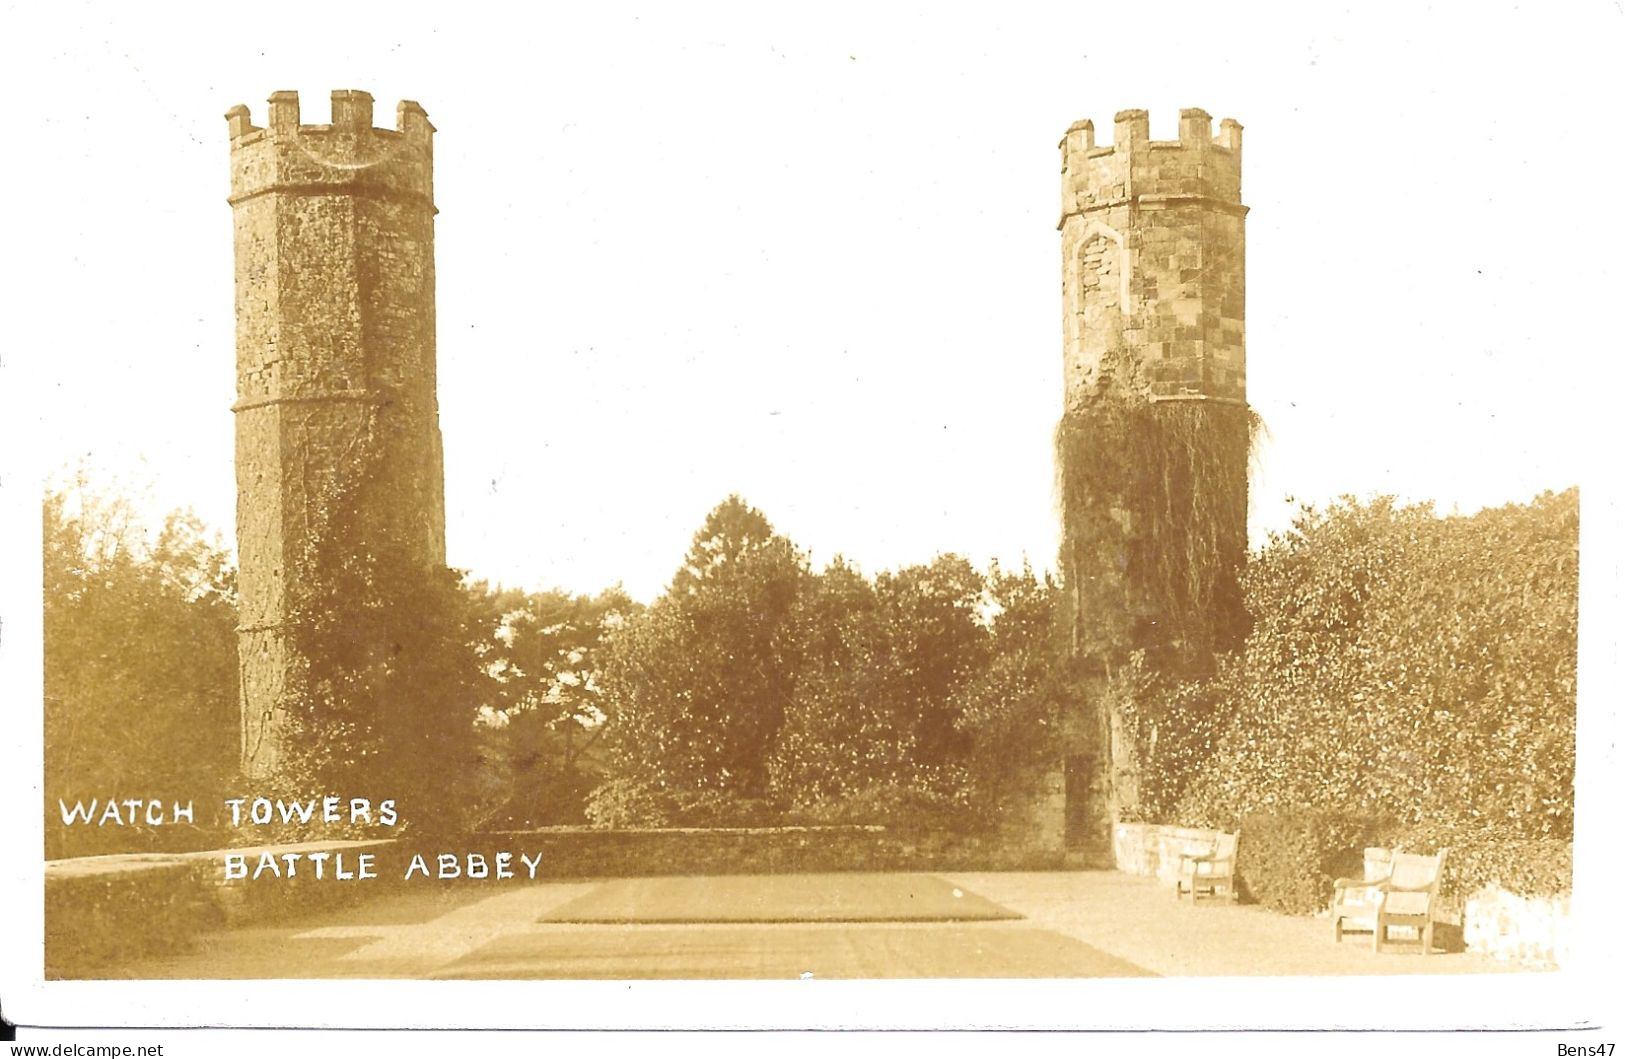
[225,90,447,778]
[1053,109,1252,849]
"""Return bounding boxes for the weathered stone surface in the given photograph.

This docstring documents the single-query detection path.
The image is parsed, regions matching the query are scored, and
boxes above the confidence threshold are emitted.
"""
[44,840,397,977]
[1059,108,1246,405]
[1463,885,1571,968]
[1054,109,1252,845]
[227,91,448,777]
[1110,822,1235,884]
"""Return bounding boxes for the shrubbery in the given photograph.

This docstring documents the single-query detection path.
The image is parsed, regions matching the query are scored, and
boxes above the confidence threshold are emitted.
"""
[1144,490,1578,907]
[582,778,782,829]
[1387,822,1573,908]
[1234,812,1395,914]
[780,774,977,830]
[1224,814,1572,916]
[1172,491,1577,837]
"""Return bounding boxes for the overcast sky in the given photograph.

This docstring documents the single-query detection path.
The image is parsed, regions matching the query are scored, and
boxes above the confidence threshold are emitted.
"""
[6,2,1619,602]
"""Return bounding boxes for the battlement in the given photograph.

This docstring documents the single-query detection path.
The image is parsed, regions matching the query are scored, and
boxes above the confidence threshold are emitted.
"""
[1060,108,1243,222]
[225,90,434,145]
[1058,108,1248,406]
[226,90,435,209]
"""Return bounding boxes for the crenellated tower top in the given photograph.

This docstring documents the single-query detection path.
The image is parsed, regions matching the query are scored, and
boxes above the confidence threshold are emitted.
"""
[224,90,435,212]
[1059,108,1242,231]
[1058,107,1247,405]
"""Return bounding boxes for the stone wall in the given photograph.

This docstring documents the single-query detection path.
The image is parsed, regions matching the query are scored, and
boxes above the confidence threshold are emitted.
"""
[44,855,213,977]
[45,827,1064,976]
[467,825,1066,879]
[1463,886,1571,968]
[45,839,392,977]
[1110,821,1232,885]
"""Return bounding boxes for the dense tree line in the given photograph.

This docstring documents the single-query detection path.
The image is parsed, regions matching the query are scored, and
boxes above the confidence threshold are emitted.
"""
[44,482,1070,846]
[589,496,1073,829]
[44,478,239,857]
[44,476,1578,853]
[41,476,636,848]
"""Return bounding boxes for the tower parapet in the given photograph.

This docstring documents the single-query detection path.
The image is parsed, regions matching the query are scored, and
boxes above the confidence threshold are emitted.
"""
[226,90,435,216]
[1059,108,1247,405]
[226,90,446,777]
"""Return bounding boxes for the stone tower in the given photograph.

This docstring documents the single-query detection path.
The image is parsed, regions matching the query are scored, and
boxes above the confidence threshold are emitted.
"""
[1054,109,1251,847]
[226,90,447,778]
[1059,108,1246,406]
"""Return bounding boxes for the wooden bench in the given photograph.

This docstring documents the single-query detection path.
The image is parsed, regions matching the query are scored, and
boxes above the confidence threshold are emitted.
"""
[1172,830,1240,904]
[1331,846,1449,954]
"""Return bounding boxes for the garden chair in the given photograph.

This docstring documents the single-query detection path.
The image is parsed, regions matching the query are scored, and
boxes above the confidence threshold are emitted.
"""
[1174,830,1239,903]
[1331,846,1448,954]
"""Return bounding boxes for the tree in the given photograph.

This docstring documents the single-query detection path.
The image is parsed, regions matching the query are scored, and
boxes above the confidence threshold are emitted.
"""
[43,475,238,857]
[284,543,498,834]
[768,558,910,804]
[472,583,639,825]
[279,467,499,835]
[597,496,806,802]
[766,555,998,826]
[952,562,1072,818]
[873,554,988,769]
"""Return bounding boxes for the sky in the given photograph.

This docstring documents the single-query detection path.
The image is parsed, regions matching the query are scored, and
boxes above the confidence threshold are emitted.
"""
[5,2,1619,603]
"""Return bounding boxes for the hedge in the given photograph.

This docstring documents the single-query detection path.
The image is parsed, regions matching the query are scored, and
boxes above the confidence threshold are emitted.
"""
[1231,812,1572,916]
[1162,491,1577,840]
[1235,811,1394,914]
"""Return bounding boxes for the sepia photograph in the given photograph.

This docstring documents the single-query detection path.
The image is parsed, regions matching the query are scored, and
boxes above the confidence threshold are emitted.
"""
[2,0,1621,1048]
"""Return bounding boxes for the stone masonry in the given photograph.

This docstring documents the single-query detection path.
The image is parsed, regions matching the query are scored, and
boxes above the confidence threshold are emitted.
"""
[226,90,447,778]
[1059,108,1247,405]
[1053,109,1251,852]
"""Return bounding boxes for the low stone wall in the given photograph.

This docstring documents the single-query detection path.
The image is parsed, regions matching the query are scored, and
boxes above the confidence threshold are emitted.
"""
[44,854,213,977]
[470,825,1065,878]
[197,839,398,926]
[45,839,396,978]
[1463,885,1570,968]
[46,826,1062,976]
[1110,822,1229,885]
